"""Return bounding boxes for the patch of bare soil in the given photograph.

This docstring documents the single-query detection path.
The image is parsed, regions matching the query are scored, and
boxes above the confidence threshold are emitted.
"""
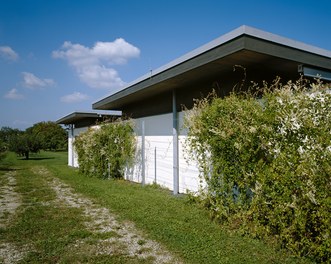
[0,171,29,264]
[35,166,182,264]
[0,243,29,264]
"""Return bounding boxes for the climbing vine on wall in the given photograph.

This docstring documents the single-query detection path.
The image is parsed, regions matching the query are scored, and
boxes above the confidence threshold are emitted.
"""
[74,119,136,179]
[184,78,331,262]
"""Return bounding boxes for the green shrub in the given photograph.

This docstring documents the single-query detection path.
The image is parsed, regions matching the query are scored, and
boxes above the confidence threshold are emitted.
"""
[74,119,136,179]
[184,78,331,262]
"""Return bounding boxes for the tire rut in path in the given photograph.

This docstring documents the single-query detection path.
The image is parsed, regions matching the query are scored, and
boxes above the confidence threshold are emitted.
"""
[0,171,29,264]
[33,166,182,264]
[0,171,20,228]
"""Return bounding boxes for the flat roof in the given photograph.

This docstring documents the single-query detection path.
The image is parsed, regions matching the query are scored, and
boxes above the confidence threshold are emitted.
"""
[93,25,331,111]
[56,110,121,125]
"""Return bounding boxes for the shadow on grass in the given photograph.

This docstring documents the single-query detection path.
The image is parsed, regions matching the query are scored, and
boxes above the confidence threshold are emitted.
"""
[0,163,24,171]
[0,167,18,172]
[19,157,55,161]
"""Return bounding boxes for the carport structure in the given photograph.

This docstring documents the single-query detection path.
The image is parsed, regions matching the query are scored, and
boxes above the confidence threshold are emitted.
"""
[93,25,331,194]
[56,111,121,167]
[93,25,331,116]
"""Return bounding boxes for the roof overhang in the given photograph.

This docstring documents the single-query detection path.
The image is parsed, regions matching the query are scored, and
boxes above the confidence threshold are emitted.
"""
[92,25,331,112]
[56,111,122,127]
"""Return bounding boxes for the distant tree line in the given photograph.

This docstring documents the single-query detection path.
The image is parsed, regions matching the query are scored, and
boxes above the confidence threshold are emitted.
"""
[0,121,67,160]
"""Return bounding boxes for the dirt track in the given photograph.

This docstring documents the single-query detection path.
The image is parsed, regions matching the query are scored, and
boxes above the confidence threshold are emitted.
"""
[0,171,28,264]
[0,166,181,264]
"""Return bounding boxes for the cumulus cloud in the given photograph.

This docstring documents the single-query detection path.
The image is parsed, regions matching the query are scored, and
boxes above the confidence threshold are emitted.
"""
[52,38,140,89]
[60,92,89,103]
[4,88,24,100]
[0,46,19,61]
[22,72,55,89]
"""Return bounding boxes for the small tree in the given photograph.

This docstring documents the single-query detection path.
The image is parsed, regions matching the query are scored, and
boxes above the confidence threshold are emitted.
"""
[27,121,67,151]
[10,131,42,159]
[0,126,21,150]
[0,127,17,161]
[0,139,6,161]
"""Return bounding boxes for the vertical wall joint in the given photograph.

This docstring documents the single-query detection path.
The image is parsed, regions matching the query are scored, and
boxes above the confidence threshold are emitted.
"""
[172,89,179,195]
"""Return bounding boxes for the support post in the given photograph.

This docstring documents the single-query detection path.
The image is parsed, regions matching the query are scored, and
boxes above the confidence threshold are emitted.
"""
[70,124,75,167]
[141,120,145,186]
[154,147,157,184]
[172,89,179,195]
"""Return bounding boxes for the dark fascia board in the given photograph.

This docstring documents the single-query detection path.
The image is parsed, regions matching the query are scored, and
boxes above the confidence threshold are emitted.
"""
[92,25,331,110]
[244,36,331,69]
[93,37,245,110]
[56,110,121,125]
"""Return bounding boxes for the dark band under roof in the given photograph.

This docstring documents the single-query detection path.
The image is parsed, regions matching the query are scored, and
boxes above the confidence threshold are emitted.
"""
[92,25,331,111]
[56,110,121,125]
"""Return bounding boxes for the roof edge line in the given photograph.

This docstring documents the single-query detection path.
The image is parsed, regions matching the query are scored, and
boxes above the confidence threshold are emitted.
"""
[92,25,331,108]
[243,25,331,58]
[92,25,247,108]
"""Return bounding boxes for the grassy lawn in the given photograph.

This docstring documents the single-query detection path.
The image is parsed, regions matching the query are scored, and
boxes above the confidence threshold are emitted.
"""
[0,151,311,263]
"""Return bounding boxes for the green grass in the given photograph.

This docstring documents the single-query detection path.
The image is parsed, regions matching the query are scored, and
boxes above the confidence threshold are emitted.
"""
[1,155,89,262]
[0,151,311,263]
[0,152,154,263]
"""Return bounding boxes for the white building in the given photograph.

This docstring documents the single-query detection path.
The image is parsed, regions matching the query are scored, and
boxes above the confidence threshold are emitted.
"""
[92,25,331,194]
[56,111,121,167]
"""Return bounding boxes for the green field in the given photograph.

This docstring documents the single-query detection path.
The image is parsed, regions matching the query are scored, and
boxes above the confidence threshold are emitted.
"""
[0,151,310,263]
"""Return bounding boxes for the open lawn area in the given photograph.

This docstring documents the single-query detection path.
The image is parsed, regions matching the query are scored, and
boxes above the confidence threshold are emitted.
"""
[0,151,311,263]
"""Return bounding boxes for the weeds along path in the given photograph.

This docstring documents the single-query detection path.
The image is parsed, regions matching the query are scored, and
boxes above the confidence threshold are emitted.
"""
[0,171,29,264]
[32,166,181,264]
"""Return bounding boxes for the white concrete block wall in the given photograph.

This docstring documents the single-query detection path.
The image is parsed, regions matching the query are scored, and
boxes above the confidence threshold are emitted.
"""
[178,111,202,193]
[178,135,201,193]
[68,126,89,168]
[125,113,174,189]
[67,112,203,193]
[145,135,174,188]
[68,133,74,167]
[125,112,201,193]
[125,136,143,182]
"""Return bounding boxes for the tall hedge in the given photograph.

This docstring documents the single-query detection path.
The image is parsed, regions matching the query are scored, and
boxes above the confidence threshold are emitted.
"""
[184,78,331,262]
[74,120,136,179]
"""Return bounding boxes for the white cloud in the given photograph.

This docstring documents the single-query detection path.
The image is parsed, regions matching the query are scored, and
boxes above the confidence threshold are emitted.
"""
[52,38,140,89]
[22,72,55,89]
[78,65,125,89]
[60,92,89,103]
[0,46,19,61]
[4,88,24,100]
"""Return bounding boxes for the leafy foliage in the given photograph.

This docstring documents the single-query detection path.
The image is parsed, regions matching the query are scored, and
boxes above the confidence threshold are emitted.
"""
[0,127,21,151]
[9,131,42,159]
[0,140,6,161]
[74,120,136,179]
[1,151,307,263]
[0,122,67,159]
[27,121,67,150]
[184,78,331,262]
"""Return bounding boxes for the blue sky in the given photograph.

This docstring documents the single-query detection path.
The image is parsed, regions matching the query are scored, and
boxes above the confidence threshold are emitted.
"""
[1,0,331,130]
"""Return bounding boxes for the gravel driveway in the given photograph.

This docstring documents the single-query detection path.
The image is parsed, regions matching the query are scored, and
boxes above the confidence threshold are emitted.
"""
[0,166,181,264]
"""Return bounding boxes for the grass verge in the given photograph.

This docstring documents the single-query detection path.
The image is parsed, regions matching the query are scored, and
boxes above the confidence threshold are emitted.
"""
[0,152,156,263]
[1,151,311,263]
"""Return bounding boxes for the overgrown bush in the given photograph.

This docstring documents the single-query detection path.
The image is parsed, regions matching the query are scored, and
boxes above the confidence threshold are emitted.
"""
[184,78,331,262]
[74,120,136,179]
